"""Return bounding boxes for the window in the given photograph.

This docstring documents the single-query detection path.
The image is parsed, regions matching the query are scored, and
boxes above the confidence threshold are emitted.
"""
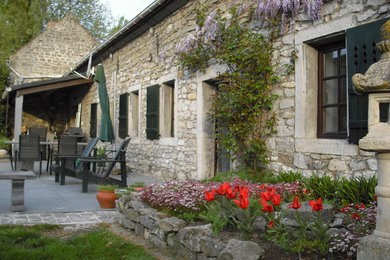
[90,103,97,138]
[160,80,175,138]
[129,90,139,137]
[317,42,347,138]
[118,93,128,138]
[146,85,159,140]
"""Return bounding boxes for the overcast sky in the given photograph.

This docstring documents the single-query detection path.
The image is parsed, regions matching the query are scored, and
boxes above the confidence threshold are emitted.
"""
[103,0,155,21]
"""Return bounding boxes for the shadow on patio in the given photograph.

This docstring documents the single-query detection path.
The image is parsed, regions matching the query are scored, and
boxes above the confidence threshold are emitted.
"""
[0,161,161,214]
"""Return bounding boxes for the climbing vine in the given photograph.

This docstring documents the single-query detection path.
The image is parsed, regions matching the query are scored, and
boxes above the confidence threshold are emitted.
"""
[171,1,324,176]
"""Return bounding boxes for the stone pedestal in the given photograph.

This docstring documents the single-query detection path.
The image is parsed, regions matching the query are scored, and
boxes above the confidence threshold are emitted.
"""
[353,19,390,260]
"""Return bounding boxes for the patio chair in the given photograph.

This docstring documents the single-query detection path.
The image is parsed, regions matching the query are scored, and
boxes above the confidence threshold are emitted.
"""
[19,135,42,176]
[51,137,99,184]
[51,136,78,174]
[77,137,131,193]
[29,127,47,169]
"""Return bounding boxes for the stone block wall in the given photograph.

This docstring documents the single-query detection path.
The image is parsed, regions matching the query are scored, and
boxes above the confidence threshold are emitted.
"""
[116,189,349,260]
[9,13,98,85]
[78,0,389,181]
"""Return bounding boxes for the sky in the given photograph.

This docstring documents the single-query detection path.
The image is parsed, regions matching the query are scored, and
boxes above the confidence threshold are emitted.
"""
[103,0,155,21]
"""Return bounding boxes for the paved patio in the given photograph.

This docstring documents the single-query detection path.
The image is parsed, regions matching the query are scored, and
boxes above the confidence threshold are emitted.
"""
[0,160,162,215]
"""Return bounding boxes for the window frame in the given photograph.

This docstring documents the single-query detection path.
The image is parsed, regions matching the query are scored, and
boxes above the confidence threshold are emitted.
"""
[317,41,347,139]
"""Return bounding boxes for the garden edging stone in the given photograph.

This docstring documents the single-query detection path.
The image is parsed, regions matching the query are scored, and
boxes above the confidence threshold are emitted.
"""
[116,190,344,260]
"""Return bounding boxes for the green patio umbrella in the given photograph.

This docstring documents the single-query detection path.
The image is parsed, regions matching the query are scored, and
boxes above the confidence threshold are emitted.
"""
[94,64,115,142]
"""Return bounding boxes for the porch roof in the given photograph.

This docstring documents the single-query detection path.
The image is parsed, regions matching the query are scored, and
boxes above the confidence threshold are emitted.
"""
[8,74,94,97]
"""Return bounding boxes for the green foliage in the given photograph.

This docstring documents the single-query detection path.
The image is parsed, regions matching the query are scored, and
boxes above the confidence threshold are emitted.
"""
[205,168,263,183]
[200,201,229,235]
[274,171,304,183]
[176,211,199,223]
[337,176,377,205]
[304,174,339,202]
[176,8,278,178]
[0,225,155,259]
[97,184,118,191]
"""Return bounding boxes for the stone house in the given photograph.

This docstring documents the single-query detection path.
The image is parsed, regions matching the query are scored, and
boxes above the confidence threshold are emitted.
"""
[6,13,98,135]
[7,1,390,181]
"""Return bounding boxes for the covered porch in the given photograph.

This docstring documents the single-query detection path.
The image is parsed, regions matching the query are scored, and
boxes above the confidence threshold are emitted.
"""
[5,75,94,140]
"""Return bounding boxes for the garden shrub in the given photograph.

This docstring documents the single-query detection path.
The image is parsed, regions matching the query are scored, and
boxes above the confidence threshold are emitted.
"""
[337,176,377,205]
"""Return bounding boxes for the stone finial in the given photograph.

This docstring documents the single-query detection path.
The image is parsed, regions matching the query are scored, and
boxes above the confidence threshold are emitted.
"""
[353,19,390,94]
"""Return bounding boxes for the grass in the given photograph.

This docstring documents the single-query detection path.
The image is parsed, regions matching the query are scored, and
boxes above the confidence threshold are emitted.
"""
[0,224,156,260]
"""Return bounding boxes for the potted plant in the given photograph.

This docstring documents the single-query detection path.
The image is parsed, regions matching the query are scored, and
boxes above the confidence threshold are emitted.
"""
[96,184,119,208]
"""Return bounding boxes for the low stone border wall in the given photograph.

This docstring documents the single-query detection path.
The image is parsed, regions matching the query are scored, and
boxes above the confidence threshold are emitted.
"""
[116,190,347,260]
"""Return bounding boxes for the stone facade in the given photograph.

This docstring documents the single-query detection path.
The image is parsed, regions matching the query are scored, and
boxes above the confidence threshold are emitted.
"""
[8,13,98,85]
[77,0,389,180]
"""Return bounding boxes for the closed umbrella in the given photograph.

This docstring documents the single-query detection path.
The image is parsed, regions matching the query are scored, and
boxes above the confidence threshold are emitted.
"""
[94,64,115,142]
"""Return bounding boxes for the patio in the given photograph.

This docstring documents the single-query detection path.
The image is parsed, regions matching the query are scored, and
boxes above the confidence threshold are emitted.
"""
[0,160,161,214]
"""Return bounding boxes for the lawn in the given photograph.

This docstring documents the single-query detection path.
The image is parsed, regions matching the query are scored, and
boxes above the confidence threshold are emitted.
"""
[0,224,156,260]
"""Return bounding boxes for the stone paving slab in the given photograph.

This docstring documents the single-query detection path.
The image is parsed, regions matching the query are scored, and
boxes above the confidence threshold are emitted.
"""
[0,210,120,225]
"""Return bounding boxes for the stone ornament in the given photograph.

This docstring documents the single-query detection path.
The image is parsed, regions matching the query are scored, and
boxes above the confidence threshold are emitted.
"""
[353,19,390,94]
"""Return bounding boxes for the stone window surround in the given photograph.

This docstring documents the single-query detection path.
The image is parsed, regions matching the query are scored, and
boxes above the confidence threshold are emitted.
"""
[142,72,178,146]
[294,15,359,156]
[126,84,141,140]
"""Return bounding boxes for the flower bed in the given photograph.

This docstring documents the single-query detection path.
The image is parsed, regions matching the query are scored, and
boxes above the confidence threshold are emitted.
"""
[116,177,377,259]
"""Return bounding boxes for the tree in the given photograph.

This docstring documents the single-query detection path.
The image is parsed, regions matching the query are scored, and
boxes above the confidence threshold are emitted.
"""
[108,16,129,36]
[0,0,117,136]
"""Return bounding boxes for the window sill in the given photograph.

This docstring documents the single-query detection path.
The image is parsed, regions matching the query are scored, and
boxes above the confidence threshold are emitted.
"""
[158,137,178,146]
[295,138,358,156]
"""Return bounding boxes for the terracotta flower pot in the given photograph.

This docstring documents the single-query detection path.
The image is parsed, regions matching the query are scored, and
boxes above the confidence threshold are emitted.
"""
[96,190,118,208]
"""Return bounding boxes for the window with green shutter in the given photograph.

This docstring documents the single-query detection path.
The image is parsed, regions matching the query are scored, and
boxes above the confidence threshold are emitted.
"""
[118,93,128,138]
[347,18,388,144]
[90,103,97,138]
[146,85,159,140]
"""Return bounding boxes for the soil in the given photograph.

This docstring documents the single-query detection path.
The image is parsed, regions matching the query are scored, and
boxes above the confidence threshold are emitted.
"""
[41,223,106,240]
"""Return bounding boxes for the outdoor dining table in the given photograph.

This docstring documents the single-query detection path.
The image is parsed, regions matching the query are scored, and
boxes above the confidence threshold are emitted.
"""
[4,140,88,171]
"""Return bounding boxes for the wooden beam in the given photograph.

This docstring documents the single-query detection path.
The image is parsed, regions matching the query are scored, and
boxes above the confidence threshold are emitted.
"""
[16,78,94,96]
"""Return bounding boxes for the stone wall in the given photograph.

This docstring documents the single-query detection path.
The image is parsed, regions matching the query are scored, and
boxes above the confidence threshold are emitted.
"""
[116,189,347,260]
[9,13,98,85]
[78,0,389,180]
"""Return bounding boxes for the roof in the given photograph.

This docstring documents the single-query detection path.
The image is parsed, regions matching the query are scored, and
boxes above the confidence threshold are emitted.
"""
[65,0,190,75]
[8,74,94,97]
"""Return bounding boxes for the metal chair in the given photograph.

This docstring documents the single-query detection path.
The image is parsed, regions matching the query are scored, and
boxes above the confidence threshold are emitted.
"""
[54,136,78,173]
[29,127,47,169]
[19,135,41,176]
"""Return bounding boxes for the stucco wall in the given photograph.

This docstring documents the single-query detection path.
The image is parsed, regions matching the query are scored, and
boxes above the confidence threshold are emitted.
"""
[80,0,389,180]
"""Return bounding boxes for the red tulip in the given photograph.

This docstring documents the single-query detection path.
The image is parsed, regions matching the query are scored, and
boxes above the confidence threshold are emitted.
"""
[204,189,216,201]
[217,182,230,196]
[309,198,323,211]
[351,212,361,220]
[260,191,271,202]
[289,196,301,210]
[233,197,250,209]
[260,199,274,212]
[268,220,275,228]
[271,193,282,206]
[226,186,237,199]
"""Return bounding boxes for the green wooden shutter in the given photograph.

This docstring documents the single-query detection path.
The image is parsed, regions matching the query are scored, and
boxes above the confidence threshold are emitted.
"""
[118,93,128,138]
[90,103,97,138]
[347,18,388,144]
[146,85,159,140]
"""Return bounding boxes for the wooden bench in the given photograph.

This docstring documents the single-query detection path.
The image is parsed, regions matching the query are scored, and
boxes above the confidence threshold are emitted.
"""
[0,171,36,212]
